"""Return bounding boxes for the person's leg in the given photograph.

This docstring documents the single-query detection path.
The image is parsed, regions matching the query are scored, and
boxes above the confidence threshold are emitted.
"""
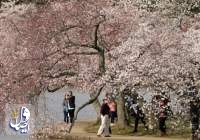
[108,116,112,134]
[162,118,166,134]
[114,111,118,122]
[64,111,67,122]
[68,110,72,123]
[109,126,112,134]
[192,124,196,140]
[141,117,148,130]
[66,112,69,124]
[97,115,105,136]
[159,118,166,136]
[110,112,114,124]
[104,115,110,136]
[159,118,163,134]
[134,117,139,132]
[70,109,75,123]
[191,121,199,140]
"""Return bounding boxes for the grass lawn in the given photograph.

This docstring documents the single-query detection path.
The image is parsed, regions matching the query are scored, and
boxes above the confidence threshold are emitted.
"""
[84,121,191,139]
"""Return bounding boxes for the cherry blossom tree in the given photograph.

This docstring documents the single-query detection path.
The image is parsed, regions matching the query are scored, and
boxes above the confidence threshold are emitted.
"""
[1,0,200,135]
[93,0,200,129]
[0,0,133,133]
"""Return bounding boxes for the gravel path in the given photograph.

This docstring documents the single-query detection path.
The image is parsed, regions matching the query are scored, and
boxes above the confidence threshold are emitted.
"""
[69,122,188,140]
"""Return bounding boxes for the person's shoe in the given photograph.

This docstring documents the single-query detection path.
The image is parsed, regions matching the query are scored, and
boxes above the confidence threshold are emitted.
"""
[104,135,111,137]
[97,134,101,137]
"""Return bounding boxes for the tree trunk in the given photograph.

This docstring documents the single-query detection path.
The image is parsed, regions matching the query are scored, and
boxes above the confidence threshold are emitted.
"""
[98,48,105,74]
[91,21,105,123]
[117,92,127,128]
[89,93,101,123]
[68,85,104,133]
[91,48,105,123]
[90,47,105,122]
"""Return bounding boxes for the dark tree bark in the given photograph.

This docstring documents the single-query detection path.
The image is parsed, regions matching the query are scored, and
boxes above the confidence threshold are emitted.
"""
[88,19,106,122]
[98,48,105,74]
[68,85,105,133]
[89,93,101,123]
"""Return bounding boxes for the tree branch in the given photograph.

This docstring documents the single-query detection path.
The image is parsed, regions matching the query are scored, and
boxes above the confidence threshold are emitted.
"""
[47,50,98,71]
[47,84,66,92]
[51,25,80,38]
[133,43,153,63]
[67,52,98,55]
[67,85,105,133]
[44,70,76,79]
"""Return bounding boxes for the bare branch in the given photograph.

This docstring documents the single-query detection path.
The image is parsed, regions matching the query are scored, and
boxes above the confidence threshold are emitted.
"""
[133,43,153,63]
[67,52,98,55]
[43,70,76,79]
[67,85,105,133]
[47,84,65,92]
[50,25,80,38]
[13,73,34,84]
[7,19,22,37]
[92,16,106,51]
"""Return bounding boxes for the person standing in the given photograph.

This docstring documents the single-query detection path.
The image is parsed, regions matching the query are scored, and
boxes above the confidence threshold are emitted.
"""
[108,99,117,125]
[97,98,111,137]
[130,104,148,133]
[67,91,75,124]
[158,98,168,136]
[190,98,200,140]
[63,94,69,124]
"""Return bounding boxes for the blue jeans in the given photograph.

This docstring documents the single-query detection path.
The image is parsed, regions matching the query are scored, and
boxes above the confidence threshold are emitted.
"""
[64,111,69,123]
[110,111,117,123]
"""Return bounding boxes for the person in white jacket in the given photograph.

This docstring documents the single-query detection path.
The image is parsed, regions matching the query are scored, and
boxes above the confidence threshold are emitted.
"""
[97,98,111,137]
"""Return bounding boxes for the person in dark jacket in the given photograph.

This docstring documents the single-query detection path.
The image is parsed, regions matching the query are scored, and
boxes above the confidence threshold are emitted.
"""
[63,94,69,124]
[130,104,148,133]
[158,98,168,136]
[190,99,200,140]
[67,91,75,123]
[97,98,111,137]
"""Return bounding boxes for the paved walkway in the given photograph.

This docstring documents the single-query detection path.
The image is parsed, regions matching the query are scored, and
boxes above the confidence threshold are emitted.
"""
[69,122,189,140]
